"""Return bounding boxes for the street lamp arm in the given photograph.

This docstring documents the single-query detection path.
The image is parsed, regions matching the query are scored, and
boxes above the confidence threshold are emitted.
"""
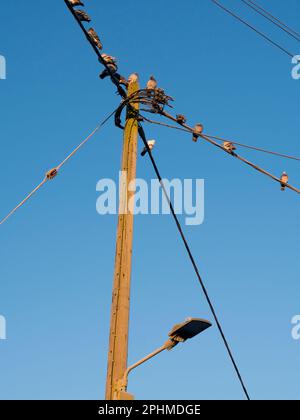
[117,339,177,394]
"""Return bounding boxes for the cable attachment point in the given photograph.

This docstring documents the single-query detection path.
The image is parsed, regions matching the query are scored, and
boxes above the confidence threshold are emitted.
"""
[46,168,58,180]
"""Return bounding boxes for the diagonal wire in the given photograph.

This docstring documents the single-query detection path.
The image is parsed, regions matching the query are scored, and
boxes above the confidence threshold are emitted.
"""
[63,0,126,98]
[141,116,300,162]
[211,0,295,58]
[247,0,300,40]
[204,133,300,162]
[241,0,300,43]
[0,178,48,227]
[157,109,300,194]
[137,122,251,401]
[0,108,116,226]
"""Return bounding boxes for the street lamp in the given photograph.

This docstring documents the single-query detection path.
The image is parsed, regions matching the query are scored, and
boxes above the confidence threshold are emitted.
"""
[114,318,212,400]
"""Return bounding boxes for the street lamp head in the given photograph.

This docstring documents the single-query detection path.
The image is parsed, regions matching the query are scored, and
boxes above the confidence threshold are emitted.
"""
[168,318,212,343]
[117,317,212,398]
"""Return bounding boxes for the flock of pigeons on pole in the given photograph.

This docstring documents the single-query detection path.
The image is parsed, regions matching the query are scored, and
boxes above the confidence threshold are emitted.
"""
[67,0,159,90]
[67,0,289,191]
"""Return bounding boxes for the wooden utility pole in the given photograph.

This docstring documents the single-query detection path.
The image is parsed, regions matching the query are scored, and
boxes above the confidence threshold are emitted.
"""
[105,80,140,400]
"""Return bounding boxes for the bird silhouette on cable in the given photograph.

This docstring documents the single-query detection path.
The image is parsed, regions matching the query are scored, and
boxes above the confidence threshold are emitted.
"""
[223,141,236,154]
[280,171,289,191]
[176,115,187,125]
[75,10,91,22]
[192,123,204,142]
[99,54,118,79]
[128,73,139,84]
[146,75,158,90]
[141,140,156,157]
[88,28,102,50]
[68,0,84,7]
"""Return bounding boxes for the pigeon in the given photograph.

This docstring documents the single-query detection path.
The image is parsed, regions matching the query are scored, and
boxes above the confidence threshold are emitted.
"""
[280,171,289,191]
[192,123,204,142]
[68,0,84,7]
[128,73,139,84]
[99,64,118,79]
[146,75,157,90]
[88,28,102,50]
[99,54,118,79]
[75,10,91,22]
[141,140,156,157]
[176,114,187,125]
[223,141,236,154]
[101,54,117,65]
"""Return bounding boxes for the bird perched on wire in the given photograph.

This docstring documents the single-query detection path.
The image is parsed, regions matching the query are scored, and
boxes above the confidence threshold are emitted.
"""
[223,141,236,154]
[99,65,118,79]
[88,28,103,50]
[75,9,91,22]
[68,0,84,7]
[141,140,156,157]
[99,54,118,79]
[192,123,204,142]
[101,54,116,64]
[176,114,187,125]
[146,75,158,91]
[128,73,139,84]
[280,171,289,191]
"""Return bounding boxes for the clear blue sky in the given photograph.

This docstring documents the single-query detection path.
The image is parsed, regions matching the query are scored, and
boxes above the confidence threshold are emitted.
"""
[0,0,299,400]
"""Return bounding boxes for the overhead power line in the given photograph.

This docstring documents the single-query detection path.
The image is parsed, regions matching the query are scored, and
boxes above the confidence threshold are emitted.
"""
[142,116,300,162]
[241,0,300,43]
[0,108,116,226]
[63,0,126,98]
[121,89,300,194]
[246,0,300,41]
[204,134,300,162]
[0,178,48,227]
[211,0,295,58]
[137,122,251,401]
[64,0,252,400]
[6,0,295,401]
[159,108,300,194]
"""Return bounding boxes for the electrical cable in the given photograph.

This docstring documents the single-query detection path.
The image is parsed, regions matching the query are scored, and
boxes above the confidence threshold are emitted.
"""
[241,0,300,43]
[63,0,126,98]
[0,108,116,226]
[247,0,300,41]
[137,122,251,401]
[211,0,295,58]
[141,116,300,162]
[157,109,300,194]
